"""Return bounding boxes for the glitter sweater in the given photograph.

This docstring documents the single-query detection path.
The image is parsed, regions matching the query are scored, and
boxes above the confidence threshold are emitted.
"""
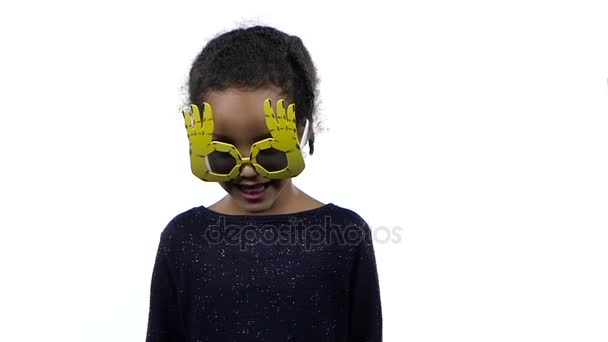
[145,203,382,341]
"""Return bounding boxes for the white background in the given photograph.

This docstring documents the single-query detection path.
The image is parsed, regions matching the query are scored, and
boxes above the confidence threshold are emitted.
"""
[1,0,607,341]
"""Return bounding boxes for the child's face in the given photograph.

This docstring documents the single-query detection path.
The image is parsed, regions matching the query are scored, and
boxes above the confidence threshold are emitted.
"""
[203,87,304,214]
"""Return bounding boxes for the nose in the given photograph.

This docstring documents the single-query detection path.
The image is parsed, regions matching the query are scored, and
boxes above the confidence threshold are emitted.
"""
[239,160,258,178]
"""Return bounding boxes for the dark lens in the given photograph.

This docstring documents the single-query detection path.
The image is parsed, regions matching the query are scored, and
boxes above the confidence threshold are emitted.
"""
[207,151,237,174]
[256,148,288,172]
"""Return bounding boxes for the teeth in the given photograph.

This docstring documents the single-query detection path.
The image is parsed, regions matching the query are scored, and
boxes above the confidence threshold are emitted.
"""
[238,184,265,191]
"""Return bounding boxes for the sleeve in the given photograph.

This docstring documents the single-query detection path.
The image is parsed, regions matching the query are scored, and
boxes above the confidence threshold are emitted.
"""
[348,221,383,342]
[145,233,185,342]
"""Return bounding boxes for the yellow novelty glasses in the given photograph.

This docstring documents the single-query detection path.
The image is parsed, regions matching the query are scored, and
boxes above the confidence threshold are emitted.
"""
[181,99,309,182]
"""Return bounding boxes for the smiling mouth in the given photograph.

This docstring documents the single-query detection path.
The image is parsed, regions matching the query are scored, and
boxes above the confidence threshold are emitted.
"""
[235,182,271,194]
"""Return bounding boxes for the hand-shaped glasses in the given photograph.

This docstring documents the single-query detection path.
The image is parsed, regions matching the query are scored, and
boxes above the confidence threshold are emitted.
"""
[182,99,309,182]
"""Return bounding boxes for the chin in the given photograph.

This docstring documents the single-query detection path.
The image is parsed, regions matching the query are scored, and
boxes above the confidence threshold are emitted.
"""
[236,200,276,214]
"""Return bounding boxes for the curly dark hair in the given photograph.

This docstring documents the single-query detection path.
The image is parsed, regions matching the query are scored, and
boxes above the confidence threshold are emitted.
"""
[187,25,320,155]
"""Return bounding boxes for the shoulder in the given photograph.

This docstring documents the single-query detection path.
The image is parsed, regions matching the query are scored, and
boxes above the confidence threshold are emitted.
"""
[326,203,370,228]
[158,205,207,243]
[323,204,374,247]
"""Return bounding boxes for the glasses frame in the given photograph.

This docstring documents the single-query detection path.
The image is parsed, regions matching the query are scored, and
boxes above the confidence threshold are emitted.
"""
[183,99,309,183]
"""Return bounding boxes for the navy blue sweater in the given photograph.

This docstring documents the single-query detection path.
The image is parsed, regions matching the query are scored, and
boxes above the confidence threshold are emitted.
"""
[145,203,382,341]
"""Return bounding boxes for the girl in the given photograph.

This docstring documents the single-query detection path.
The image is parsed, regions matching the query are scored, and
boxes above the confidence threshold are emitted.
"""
[145,25,383,341]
